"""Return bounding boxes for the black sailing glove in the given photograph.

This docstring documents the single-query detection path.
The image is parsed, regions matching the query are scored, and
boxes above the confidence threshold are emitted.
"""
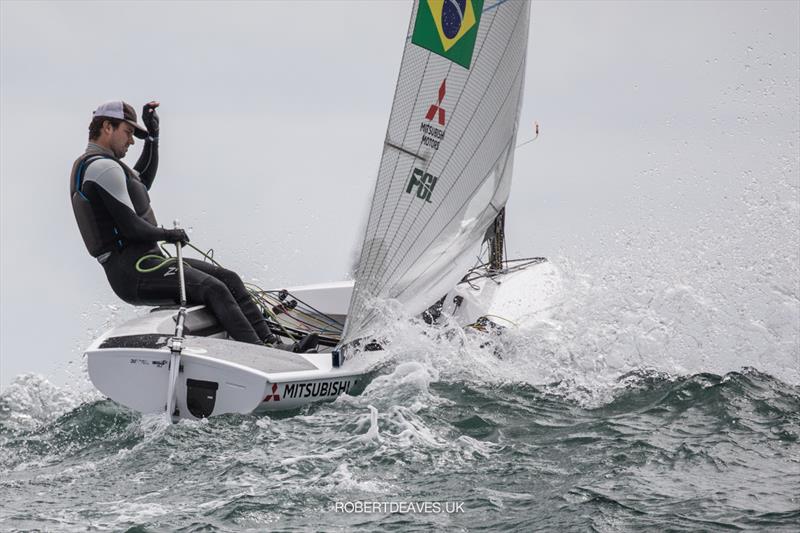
[163,228,190,245]
[142,101,160,139]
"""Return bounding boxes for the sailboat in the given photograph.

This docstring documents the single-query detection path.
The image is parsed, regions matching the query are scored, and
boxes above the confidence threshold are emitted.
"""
[86,0,556,421]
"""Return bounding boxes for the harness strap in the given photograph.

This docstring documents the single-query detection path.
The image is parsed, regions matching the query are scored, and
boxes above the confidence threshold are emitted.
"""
[74,154,130,252]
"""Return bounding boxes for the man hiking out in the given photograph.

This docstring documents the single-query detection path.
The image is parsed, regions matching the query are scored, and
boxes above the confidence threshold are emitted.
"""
[69,100,313,350]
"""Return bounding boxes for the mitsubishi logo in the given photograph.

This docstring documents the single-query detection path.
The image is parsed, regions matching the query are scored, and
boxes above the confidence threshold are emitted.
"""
[425,79,447,126]
[263,383,281,402]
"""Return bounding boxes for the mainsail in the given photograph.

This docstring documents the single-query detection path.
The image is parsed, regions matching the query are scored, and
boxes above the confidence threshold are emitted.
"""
[342,0,531,346]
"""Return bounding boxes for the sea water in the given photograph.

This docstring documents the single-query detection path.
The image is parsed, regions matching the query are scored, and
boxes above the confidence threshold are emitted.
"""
[1,254,798,531]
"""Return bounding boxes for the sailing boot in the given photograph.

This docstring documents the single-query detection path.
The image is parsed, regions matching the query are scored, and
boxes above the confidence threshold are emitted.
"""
[292,333,319,353]
[262,334,295,352]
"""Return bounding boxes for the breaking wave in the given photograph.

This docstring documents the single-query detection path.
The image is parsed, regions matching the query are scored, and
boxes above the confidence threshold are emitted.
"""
[1,355,798,531]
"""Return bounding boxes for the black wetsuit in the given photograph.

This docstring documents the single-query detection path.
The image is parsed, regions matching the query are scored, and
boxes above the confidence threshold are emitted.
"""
[70,141,271,344]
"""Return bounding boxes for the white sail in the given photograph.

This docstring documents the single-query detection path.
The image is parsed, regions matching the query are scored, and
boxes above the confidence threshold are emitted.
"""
[343,0,531,346]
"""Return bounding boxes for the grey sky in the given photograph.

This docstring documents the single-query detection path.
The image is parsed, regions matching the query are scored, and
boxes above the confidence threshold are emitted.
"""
[1,1,798,389]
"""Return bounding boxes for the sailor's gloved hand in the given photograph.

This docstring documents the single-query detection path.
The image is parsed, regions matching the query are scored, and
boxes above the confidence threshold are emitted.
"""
[142,101,160,139]
[164,228,190,245]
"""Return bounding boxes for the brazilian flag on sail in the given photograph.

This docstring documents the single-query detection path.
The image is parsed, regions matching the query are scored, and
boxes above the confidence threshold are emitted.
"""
[411,0,485,69]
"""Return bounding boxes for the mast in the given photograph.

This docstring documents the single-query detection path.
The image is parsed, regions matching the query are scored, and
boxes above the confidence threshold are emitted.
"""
[488,207,506,271]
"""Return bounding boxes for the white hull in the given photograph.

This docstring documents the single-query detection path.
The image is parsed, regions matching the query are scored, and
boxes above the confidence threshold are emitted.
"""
[87,336,368,419]
[86,259,558,420]
[86,304,369,420]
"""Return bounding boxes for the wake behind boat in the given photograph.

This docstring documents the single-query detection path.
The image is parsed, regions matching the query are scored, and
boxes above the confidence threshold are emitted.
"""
[86,0,550,421]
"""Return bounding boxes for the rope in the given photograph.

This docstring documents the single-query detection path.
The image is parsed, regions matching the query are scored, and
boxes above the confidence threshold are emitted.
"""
[483,314,518,327]
[139,237,539,342]
[135,254,178,273]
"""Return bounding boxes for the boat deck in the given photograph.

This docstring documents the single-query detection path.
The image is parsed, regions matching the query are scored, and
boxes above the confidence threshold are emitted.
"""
[98,333,318,374]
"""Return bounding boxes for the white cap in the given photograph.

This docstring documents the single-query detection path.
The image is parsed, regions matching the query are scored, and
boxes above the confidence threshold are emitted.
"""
[93,101,148,139]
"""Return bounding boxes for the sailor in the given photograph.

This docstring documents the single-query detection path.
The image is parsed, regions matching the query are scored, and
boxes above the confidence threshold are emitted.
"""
[69,100,300,348]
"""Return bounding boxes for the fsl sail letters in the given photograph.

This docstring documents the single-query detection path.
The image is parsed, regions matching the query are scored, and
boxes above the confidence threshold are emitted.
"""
[406,168,438,203]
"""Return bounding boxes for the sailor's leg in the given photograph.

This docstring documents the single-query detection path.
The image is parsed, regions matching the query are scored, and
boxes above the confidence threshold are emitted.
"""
[136,261,261,344]
[183,259,272,341]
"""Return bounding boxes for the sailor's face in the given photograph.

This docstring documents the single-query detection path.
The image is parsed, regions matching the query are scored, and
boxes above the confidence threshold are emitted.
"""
[110,123,135,158]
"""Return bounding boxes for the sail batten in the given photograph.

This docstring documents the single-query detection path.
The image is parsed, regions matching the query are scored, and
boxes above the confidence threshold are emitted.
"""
[384,140,428,161]
[343,0,531,345]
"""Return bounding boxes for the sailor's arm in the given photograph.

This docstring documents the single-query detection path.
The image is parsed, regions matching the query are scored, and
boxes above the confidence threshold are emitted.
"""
[134,138,158,189]
[84,161,175,243]
[134,101,160,189]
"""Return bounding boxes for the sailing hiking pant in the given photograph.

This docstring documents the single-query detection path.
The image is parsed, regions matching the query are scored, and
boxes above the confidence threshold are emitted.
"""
[102,246,271,344]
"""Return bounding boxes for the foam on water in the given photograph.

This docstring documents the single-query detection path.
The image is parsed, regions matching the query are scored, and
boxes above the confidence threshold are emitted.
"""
[0,371,101,434]
[343,247,797,411]
[0,336,797,530]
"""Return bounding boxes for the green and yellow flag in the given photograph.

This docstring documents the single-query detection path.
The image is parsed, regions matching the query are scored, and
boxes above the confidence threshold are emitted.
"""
[411,0,484,69]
